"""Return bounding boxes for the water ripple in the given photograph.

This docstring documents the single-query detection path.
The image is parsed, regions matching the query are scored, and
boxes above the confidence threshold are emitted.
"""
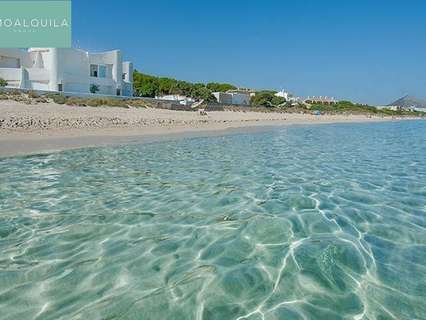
[0,121,425,319]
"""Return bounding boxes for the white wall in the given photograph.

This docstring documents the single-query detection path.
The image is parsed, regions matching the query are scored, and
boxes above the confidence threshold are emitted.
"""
[30,82,50,91]
[0,49,32,68]
[0,68,23,87]
[63,82,89,93]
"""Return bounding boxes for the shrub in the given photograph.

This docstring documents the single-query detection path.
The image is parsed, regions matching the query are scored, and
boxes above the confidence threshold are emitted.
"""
[90,84,100,94]
[46,93,67,104]
[8,89,21,96]
[65,97,87,106]
[35,97,49,103]
[27,90,39,98]
[251,91,284,107]
[0,78,8,87]
[86,98,107,107]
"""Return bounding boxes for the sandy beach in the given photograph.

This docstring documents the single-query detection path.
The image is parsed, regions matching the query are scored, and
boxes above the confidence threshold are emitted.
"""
[0,100,411,157]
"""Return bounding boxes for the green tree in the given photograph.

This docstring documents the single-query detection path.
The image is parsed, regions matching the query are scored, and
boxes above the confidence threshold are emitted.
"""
[190,85,216,102]
[271,96,286,106]
[175,80,193,96]
[132,70,237,101]
[133,72,159,97]
[206,82,237,92]
[251,91,284,107]
[158,77,175,95]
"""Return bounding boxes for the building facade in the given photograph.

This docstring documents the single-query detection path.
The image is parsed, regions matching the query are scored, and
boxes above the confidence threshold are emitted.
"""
[213,92,233,104]
[0,48,133,96]
[213,91,251,105]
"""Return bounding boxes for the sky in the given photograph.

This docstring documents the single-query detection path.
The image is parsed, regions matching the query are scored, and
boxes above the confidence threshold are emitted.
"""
[72,0,426,105]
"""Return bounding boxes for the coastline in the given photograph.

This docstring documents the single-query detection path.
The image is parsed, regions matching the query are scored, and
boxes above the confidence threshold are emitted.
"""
[0,101,419,158]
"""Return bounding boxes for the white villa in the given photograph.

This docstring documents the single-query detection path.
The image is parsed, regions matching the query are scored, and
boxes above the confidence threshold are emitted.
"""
[275,90,299,103]
[0,48,133,97]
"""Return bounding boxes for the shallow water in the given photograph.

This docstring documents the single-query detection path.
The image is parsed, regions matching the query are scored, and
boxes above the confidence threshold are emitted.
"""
[0,121,425,320]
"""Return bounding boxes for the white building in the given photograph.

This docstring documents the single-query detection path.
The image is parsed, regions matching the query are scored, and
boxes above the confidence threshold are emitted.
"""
[0,48,133,96]
[275,90,299,102]
[156,94,195,106]
[275,90,297,101]
[304,96,337,105]
[375,105,423,112]
[213,91,251,105]
[375,105,401,111]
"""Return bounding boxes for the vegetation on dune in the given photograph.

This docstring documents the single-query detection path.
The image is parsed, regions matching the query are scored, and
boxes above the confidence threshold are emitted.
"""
[310,100,378,113]
[0,78,8,87]
[133,70,235,102]
[309,100,425,117]
[0,75,424,117]
[45,93,67,104]
[46,95,149,108]
[132,71,424,116]
[0,91,45,104]
[0,90,149,108]
[27,90,40,99]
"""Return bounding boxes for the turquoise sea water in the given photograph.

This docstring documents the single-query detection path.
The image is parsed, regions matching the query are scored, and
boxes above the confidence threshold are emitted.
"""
[0,121,425,320]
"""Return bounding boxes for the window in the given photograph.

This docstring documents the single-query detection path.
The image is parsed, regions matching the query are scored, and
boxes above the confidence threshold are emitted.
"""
[90,64,98,77]
[122,73,127,80]
[91,64,110,78]
[99,65,106,78]
[116,88,121,96]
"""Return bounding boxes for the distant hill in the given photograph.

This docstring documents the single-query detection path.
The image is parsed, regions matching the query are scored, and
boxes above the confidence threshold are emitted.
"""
[389,95,426,109]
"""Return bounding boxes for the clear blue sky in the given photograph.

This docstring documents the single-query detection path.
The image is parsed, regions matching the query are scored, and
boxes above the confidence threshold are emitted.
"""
[72,0,426,105]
